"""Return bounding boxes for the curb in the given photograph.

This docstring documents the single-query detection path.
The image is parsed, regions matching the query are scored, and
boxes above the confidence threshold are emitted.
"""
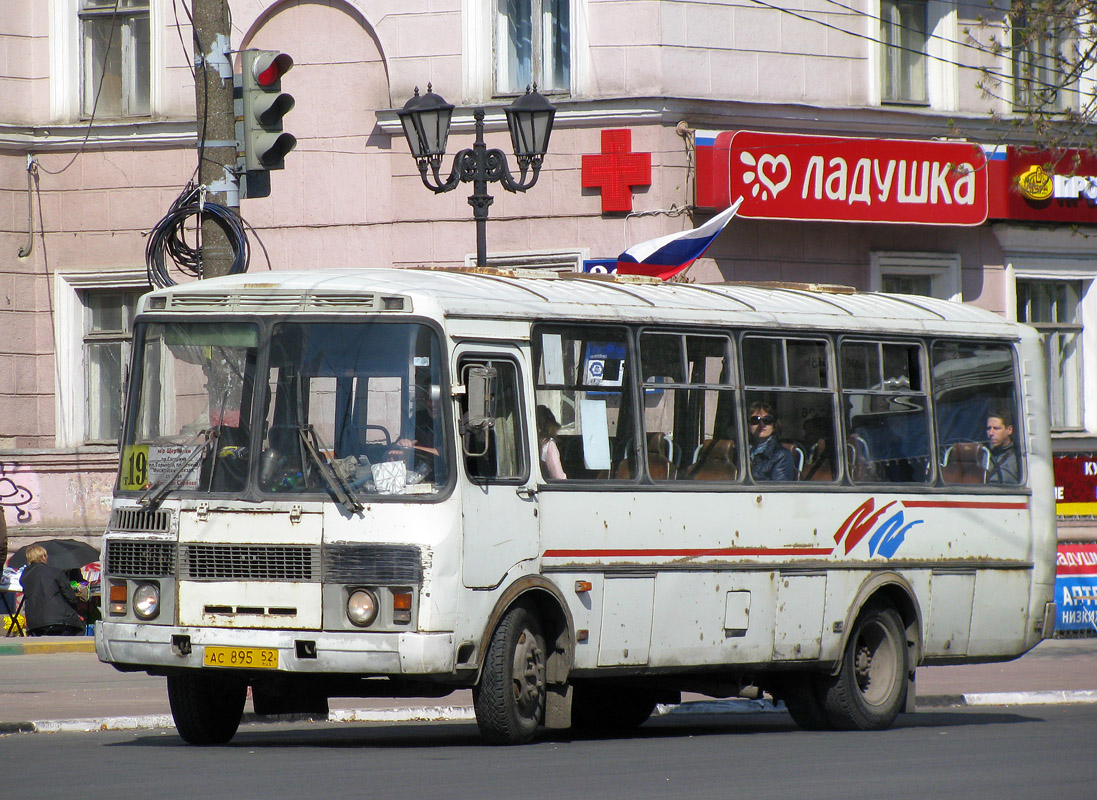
[0,639,96,657]
[4,692,1096,736]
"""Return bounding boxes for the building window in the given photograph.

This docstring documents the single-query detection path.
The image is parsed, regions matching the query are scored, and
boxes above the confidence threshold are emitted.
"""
[83,289,141,442]
[880,0,928,104]
[870,252,962,301]
[80,0,150,118]
[1017,279,1084,430]
[1012,3,1075,112]
[495,0,570,95]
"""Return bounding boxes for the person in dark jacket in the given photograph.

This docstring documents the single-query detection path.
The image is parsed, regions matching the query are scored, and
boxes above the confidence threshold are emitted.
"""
[747,401,796,481]
[986,409,1021,484]
[19,545,85,636]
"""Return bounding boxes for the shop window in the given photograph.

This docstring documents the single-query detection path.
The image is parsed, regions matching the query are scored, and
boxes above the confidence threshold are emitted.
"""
[871,252,961,301]
[495,0,570,94]
[1011,3,1075,112]
[880,0,928,104]
[1017,279,1084,429]
[80,0,150,118]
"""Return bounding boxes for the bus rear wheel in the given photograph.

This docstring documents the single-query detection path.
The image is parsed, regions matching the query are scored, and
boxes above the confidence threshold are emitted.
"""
[167,672,246,745]
[473,604,546,745]
[820,601,907,731]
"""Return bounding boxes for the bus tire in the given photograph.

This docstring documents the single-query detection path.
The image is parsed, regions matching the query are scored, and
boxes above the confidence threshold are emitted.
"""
[571,682,658,731]
[778,674,832,731]
[473,604,546,745]
[820,601,907,731]
[167,672,246,745]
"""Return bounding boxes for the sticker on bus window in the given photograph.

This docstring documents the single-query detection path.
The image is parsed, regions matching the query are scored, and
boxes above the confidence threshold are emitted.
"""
[584,342,625,388]
[120,444,203,491]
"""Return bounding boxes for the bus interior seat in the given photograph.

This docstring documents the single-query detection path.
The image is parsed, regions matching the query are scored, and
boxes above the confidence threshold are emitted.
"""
[646,432,676,480]
[801,439,833,481]
[847,434,876,481]
[687,438,738,481]
[941,441,990,484]
[782,441,806,478]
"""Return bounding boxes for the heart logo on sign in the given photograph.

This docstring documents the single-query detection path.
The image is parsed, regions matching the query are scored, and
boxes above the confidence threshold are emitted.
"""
[739,151,792,201]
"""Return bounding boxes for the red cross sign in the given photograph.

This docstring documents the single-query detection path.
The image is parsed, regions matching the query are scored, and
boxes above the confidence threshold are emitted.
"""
[581,129,652,213]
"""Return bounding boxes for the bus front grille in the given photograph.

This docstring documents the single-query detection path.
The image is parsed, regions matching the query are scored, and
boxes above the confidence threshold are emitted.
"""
[181,544,319,581]
[106,540,176,577]
[110,507,172,533]
[323,544,422,584]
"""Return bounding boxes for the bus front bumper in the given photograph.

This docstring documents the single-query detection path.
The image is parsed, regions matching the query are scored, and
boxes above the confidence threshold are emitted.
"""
[95,621,456,676]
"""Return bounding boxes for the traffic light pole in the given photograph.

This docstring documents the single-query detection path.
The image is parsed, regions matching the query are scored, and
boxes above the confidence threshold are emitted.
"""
[191,0,238,278]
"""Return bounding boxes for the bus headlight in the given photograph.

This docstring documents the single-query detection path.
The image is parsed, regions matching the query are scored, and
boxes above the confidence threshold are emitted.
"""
[132,583,160,620]
[347,589,379,627]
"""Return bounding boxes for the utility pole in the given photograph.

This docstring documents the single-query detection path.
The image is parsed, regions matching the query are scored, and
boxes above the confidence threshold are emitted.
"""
[191,0,238,278]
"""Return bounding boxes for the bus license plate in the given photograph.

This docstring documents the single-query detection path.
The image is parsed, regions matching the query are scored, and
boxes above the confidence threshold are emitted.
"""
[203,646,278,669]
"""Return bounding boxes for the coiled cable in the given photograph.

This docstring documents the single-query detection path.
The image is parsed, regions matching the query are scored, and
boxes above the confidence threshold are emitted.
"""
[145,184,250,287]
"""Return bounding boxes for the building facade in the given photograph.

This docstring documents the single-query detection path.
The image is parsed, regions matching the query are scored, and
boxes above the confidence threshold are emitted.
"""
[1,0,1095,553]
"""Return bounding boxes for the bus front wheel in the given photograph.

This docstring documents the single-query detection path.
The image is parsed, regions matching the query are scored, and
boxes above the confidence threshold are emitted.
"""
[473,604,547,745]
[167,672,246,745]
[820,601,907,731]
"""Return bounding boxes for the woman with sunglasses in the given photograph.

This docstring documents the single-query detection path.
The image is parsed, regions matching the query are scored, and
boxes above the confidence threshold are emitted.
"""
[747,401,796,481]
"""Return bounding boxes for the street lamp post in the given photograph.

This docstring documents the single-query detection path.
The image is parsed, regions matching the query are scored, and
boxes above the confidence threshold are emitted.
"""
[397,85,556,267]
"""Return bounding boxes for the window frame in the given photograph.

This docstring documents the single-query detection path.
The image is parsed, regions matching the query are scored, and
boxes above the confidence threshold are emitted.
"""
[78,0,151,119]
[870,251,962,302]
[1017,278,1086,431]
[54,271,149,448]
[879,0,929,105]
[492,0,572,97]
[458,354,530,485]
[1011,1,1078,113]
[869,0,957,111]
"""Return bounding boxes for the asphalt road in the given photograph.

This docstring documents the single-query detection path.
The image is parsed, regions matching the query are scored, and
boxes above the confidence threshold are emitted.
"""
[1,705,1095,799]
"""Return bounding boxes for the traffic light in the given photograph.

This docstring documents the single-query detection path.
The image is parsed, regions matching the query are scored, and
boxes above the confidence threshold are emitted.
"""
[240,50,296,172]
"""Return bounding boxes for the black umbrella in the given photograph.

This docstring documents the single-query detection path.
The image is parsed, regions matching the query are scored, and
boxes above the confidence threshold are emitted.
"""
[7,538,100,571]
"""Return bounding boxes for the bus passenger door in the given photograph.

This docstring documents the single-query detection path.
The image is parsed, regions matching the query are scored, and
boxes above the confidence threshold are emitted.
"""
[457,350,539,589]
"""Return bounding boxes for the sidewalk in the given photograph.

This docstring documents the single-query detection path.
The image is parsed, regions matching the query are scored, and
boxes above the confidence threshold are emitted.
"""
[1,636,1094,735]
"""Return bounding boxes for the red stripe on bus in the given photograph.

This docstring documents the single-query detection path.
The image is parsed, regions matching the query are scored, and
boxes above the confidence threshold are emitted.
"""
[901,500,1029,510]
[542,547,835,558]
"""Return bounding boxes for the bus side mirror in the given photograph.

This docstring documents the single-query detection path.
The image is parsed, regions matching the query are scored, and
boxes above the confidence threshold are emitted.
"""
[460,365,497,458]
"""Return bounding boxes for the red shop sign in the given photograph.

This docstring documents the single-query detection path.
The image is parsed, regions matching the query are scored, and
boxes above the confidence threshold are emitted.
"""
[703,131,988,225]
[987,148,1097,224]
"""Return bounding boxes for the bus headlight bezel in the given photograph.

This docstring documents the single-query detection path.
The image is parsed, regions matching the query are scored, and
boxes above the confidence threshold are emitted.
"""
[346,588,379,627]
[132,582,161,620]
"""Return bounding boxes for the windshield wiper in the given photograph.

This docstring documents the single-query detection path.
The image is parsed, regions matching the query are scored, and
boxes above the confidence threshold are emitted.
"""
[138,429,217,509]
[297,424,363,513]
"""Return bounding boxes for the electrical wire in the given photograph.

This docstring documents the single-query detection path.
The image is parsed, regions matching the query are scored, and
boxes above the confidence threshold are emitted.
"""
[37,0,122,175]
[145,184,251,287]
[746,0,1085,98]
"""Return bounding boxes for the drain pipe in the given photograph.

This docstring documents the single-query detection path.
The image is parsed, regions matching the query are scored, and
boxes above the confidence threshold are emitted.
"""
[17,154,37,258]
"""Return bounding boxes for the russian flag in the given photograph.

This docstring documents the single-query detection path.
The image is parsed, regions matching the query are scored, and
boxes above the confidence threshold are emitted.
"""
[617,197,744,281]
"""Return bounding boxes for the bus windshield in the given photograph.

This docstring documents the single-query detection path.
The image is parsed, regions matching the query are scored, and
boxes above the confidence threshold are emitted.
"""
[119,319,448,502]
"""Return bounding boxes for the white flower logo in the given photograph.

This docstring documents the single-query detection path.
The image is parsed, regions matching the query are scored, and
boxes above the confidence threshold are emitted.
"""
[739,151,792,201]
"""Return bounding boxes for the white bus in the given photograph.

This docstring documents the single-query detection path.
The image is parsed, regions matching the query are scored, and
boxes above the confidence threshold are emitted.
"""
[96,268,1058,744]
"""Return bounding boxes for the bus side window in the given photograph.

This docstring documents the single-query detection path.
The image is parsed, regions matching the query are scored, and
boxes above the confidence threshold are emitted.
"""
[637,331,738,483]
[742,335,837,483]
[840,340,932,484]
[459,358,526,481]
[932,341,1022,486]
[533,325,635,481]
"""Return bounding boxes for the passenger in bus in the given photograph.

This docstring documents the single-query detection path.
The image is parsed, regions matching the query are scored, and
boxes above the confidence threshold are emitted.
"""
[747,401,796,481]
[390,390,441,483]
[536,405,567,480]
[986,409,1020,484]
